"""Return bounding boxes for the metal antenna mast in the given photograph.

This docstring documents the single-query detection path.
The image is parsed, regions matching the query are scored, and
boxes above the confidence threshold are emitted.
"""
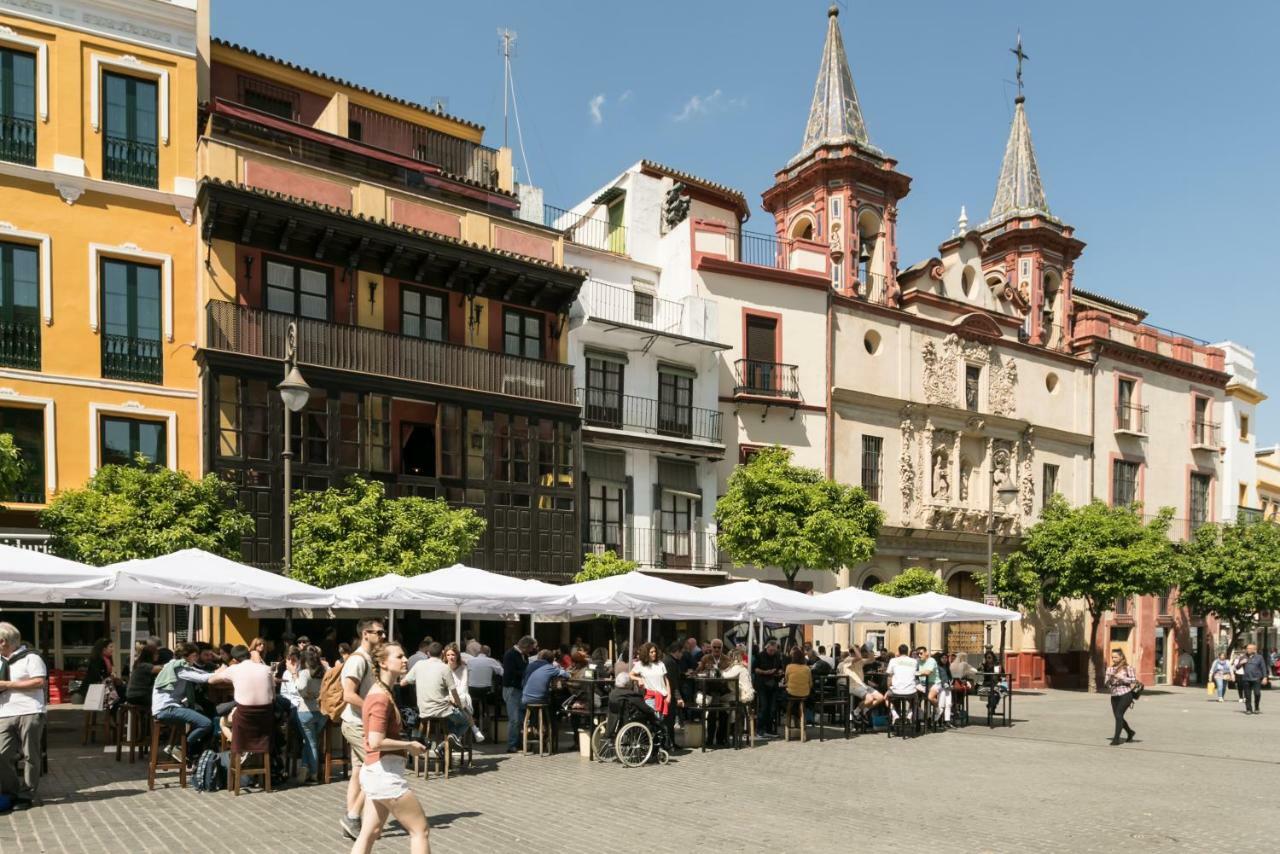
[499,28,516,148]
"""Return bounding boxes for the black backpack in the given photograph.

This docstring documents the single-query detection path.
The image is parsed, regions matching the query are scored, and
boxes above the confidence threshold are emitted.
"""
[193,749,228,793]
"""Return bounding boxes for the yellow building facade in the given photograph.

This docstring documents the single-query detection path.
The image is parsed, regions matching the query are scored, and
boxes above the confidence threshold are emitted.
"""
[0,0,200,666]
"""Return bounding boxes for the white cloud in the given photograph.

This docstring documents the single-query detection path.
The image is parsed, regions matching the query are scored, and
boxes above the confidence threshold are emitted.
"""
[588,93,606,125]
[674,88,741,122]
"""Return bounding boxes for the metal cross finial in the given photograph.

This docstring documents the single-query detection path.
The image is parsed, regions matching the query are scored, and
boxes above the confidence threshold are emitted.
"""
[1010,30,1029,99]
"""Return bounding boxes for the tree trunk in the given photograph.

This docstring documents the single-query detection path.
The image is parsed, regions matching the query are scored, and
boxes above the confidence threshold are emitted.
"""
[783,569,798,590]
[1086,606,1102,693]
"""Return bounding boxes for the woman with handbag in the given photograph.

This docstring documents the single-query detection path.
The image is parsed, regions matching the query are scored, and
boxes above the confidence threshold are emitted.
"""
[1209,652,1232,703]
[1104,649,1138,746]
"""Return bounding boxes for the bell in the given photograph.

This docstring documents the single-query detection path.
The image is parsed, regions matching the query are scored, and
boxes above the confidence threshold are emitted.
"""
[859,241,873,263]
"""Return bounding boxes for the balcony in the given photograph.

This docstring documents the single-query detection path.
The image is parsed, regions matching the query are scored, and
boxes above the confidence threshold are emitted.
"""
[1115,403,1149,436]
[733,359,801,400]
[0,114,36,166]
[103,136,159,188]
[0,319,40,370]
[1074,310,1226,373]
[1238,506,1265,525]
[533,204,626,255]
[101,334,162,384]
[576,279,717,342]
[206,300,575,406]
[1192,420,1220,449]
[577,388,722,444]
[347,103,501,188]
[585,523,720,572]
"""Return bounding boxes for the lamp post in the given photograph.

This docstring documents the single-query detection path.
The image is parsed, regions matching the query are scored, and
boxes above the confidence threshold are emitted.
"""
[985,447,1020,651]
[277,322,312,578]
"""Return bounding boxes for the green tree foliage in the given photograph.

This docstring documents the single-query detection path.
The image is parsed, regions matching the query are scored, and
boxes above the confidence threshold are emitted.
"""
[976,554,1045,654]
[872,567,945,597]
[289,476,486,587]
[574,549,637,583]
[1175,518,1280,650]
[0,433,24,503]
[1008,496,1176,690]
[715,445,882,589]
[41,459,252,565]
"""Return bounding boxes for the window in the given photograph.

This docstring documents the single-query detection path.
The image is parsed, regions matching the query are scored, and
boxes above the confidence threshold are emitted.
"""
[1193,397,1213,444]
[102,72,158,188]
[288,391,329,465]
[606,199,626,254]
[0,241,40,368]
[657,369,693,438]
[265,259,329,320]
[584,356,623,427]
[1158,587,1172,617]
[338,392,363,468]
[1241,414,1250,441]
[240,76,296,120]
[0,406,43,502]
[831,260,843,289]
[492,412,531,484]
[101,258,162,383]
[1239,483,1248,507]
[1117,378,1138,430]
[100,416,166,467]
[861,435,883,501]
[1190,473,1211,530]
[503,309,542,359]
[1112,459,1139,507]
[1042,463,1059,509]
[400,421,436,477]
[632,290,654,324]
[1114,597,1129,617]
[587,466,625,553]
[216,375,269,460]
[400,286,446,341]
[742,314,779,393]
[0,47,37,165]
[829,195,843,221]
[347,119,363,142]
[965,365,981,411]
[367,394,392,473]
[438,404,462,478]
[660,491,695,563]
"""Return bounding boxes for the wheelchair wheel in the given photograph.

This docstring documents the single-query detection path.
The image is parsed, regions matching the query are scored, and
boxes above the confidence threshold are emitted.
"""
[615,721,654,768]
[591,722,615,763]
[657,748,670,765]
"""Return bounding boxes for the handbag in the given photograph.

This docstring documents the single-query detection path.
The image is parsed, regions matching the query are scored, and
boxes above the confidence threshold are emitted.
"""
[1131,680,1145,699]
[1206,681,1216,697]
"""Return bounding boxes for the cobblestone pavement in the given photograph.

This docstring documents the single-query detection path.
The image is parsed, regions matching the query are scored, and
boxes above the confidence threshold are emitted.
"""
[2,687,1278,853]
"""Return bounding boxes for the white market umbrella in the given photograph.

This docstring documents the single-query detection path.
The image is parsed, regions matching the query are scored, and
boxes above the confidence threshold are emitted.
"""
[330,573,460,641]
[555,571,715,619]
[103,549,338,611]
[693,578,849,624]
[898,592,1022,623]
[0,544,114,603]
[814,586,931,622]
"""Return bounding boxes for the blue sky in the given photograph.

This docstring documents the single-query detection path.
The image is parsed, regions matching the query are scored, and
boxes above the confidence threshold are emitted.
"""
[214,0,1280,440]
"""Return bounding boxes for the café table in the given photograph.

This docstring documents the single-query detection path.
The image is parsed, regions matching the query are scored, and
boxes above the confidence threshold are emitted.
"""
[691,675,741,751]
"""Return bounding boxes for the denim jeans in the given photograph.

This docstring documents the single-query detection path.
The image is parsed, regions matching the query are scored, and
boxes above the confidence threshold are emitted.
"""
[430,709,470,741]
[503,687,524,749]
[1215,675,1228,698]
[294,709,326,777]
[155,705,212,756]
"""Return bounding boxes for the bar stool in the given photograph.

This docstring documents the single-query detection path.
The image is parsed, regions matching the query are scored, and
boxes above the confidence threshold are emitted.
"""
[321,720,349,783]
[82,707,117,746]
[228,746,271,795]
[522,703,550,756]
[115,703,150,763]
[887,693,918,739]
[413,717,457,779]
[148,716,189,790]
[782,696,807,742]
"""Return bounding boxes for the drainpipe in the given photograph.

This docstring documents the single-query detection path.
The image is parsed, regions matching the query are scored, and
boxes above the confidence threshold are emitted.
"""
[825,285,835,480]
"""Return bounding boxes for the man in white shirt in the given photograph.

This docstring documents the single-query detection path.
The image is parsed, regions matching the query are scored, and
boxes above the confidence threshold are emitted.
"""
[466,645,504,690]
[886,644,919,724]
[0,622,47,808]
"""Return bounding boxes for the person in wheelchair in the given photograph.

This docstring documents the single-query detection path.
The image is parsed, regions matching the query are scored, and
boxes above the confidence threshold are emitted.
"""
[604,671,649,739]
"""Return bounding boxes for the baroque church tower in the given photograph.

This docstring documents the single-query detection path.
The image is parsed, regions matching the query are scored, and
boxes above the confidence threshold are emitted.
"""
[761,6,911,302]
[976,37,1084,348]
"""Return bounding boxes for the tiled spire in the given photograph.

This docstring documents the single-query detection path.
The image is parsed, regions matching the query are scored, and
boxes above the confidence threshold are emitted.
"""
[986,95,1051,225]
[792,6,878,165]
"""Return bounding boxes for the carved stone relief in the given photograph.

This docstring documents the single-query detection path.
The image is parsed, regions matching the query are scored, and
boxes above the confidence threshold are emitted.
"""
[921,333,1019,417]
[1018,429,1036,516]
[899,409,920,518]
[959,459,972,502]
[990,358,1018,417]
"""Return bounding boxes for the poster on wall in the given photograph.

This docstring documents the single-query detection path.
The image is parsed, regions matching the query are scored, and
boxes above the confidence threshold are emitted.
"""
[1043,629,1060,655]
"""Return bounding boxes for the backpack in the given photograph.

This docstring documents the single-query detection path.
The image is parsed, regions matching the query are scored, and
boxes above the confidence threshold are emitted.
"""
[193,749,227,793]
[319,663,349,722]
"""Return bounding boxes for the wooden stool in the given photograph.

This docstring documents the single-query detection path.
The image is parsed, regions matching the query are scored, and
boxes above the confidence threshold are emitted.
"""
[82,707,117,746]
[322,719,349,783]
[523,703,549,756]
[115,703,150,763]
[229,746,271,795]
[782,697,807,742]
[147,716,188,790]
[413,718,454,780]
[736,699,756,748]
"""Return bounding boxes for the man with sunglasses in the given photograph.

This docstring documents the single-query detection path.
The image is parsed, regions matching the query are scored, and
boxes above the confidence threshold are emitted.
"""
[339,618,385,841]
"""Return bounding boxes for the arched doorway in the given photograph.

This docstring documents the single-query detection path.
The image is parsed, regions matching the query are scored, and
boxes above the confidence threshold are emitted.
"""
[944,570,985,655]
[861,574,882,591]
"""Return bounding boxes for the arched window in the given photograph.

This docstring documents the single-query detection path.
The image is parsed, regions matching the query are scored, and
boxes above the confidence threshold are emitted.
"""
[790,214,815,241]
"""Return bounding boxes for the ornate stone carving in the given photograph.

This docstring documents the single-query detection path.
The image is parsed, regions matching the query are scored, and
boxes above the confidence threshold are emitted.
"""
[959,459,972,502]
[930,429,956,501]
[899,409,920,518]
[1018,429,1036,516]
[921,340,955,406]
[923,504,1018,536]
[922,333,1018,416]
[990,357,1018,417]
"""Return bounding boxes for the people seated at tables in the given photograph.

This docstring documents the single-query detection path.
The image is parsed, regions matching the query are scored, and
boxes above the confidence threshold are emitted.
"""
[979,651,1007,725]
[886,644,920,723]
[126,643,162,707]
[152,642,219,763]
[782,646,813,730]
[837,646,885,724]
[403,643,469,752]
[604,670,648,738]
[466,644,503,728]
[81,638,125,708]
[590,647,611,677]
[817,644,835,669]
[753,639,784,738]
[916,646,940,720]
[807,647,833,680]
[501,636,535,754]
[696,641,729,676]
[932,652,955,727]
[209,644,277,762]
[442,643,485,743]
[0,621,48,811]
[406,639,431,670]
[247,637,266,665]
[721,648,755,707]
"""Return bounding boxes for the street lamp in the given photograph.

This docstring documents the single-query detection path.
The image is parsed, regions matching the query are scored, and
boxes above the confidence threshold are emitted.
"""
[277,322,311,577]
[985,448,1020,651]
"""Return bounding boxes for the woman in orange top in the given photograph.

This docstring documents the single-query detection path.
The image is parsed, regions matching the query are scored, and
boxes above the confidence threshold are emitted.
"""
[351,642,430,854]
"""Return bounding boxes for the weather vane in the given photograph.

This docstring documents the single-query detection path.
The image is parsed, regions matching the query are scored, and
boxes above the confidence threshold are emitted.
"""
[1010,30,1029,99]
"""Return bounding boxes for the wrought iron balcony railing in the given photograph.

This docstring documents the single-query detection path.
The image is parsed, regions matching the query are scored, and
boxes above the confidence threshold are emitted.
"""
[206,300,575,406]
[584,523,720,571]
[733,358,800,399]
[0,318,40,369]
[102,333,162,384]
[0,114,36,166]
[1115,403,1149,434]
[577,388,722,443]
[1192,420,1220,447]
[347,103,501,188]
[539,204,626,255]
[103,136,159,188]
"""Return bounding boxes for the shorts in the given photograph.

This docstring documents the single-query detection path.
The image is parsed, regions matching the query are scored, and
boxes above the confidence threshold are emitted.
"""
[359,756,409,801]
[341,719,366,764]
[850,683,870,700]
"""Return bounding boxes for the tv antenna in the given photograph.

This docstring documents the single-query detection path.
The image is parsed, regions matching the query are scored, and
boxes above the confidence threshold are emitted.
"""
[498,27,533,185]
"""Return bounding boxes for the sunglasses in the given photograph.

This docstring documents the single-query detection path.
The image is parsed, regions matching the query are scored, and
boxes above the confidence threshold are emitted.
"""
[366,629,387,636]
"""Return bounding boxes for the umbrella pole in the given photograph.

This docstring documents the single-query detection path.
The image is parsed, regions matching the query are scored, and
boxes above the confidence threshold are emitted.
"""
[187,604,196,643]
[628,615,635,662]
[128,602,138,742]
[388,609,395,643]
[747,617,754,672]
[454,606,462,647]
[646,617,653,643]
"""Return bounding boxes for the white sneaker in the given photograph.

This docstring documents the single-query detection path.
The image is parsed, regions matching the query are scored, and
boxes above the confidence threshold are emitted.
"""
[1218,697,1224,703]
[471,726,485,743]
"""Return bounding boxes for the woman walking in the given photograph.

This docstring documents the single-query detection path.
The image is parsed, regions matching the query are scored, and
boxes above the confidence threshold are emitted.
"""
[1104,649,1138,746]
[1209,652,1232,703]
[351,642,430,854]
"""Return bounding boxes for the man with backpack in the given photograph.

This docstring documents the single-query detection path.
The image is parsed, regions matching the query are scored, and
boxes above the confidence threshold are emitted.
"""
[337,618,383,841]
